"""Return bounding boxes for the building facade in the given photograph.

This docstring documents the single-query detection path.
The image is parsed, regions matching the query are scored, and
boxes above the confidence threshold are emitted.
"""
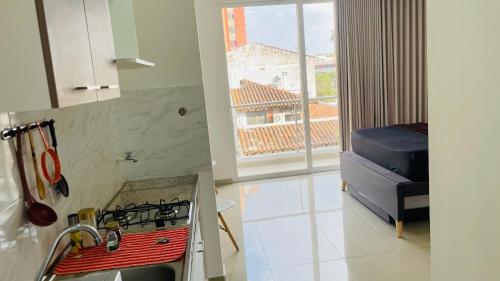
[226,42,322,96]
[222,7,247,51]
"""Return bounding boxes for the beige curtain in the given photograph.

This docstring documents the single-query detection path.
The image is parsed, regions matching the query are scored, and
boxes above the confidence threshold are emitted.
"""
[335,0,427,151]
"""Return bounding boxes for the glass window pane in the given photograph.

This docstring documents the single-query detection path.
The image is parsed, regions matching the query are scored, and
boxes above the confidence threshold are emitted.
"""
[222,4,308,177]
[303,2,340,168]
[304,3,337,99]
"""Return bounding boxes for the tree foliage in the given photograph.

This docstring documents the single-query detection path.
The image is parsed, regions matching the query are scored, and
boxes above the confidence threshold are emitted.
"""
[315,72,337,100]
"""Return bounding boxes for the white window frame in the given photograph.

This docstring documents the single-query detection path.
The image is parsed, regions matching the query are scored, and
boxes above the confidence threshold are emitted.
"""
[218,0,337,181]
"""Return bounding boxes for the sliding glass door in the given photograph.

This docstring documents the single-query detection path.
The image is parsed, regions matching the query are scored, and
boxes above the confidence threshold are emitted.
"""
[221,0,338,179]
[302,2,340,169]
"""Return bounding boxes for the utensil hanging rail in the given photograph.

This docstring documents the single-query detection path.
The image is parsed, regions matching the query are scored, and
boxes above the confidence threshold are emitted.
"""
[1,119,55,141]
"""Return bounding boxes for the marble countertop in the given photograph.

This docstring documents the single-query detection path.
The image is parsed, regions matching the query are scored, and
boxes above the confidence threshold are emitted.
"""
[107,175,196,208]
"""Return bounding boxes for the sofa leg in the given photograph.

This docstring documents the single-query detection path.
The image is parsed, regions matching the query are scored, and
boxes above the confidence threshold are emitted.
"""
[396,220,403,238]
[341,180,347,192]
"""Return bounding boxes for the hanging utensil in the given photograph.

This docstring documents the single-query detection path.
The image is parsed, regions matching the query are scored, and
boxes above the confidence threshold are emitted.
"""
[16,133,57,227]
[47,121,69,197]
[37,121,61,185]
[27,125,46,200]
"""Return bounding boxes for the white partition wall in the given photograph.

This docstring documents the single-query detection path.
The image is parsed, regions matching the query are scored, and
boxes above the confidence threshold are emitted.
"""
[427,1,500,280]
[194,0,238,182]
[197,169,225,279]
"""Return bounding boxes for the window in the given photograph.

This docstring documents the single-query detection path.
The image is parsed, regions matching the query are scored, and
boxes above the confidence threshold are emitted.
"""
[222,2,338,177]
[285,113,298,122]
[246,111,267,126]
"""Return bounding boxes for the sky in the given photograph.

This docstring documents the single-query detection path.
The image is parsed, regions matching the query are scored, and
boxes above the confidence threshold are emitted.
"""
[244,3,335,56]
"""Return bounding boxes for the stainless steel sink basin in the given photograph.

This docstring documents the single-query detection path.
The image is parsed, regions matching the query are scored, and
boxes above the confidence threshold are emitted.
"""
[54,264,177,281]
[120,265,175,281]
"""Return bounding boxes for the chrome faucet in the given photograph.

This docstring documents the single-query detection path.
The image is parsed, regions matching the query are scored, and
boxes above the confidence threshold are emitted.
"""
[124,151,138,163]
[36,224,103,281]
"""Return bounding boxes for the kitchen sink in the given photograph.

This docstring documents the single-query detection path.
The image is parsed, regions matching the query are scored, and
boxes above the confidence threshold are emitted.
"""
[120,265,175,281]
[54,264,178,281]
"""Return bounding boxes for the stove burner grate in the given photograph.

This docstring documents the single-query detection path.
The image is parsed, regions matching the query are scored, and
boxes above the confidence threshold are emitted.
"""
[97,198,190,230]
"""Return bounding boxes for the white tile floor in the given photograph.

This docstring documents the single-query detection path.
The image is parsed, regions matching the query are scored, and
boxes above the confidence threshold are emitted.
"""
[216,171,430,281]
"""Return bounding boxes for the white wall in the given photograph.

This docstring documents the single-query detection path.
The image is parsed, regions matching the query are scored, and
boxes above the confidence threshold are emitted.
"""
[194,0,238,181]
[114,0,225,278]
[113,0,214,181]
[427,1,500,280]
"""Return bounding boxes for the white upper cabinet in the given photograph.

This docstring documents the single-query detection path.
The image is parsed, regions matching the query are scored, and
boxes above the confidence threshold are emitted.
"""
[40,0,99,108]
[0,0,120,113]
[85,0,121,101]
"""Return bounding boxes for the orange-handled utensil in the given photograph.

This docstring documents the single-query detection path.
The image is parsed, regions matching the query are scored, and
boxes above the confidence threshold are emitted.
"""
[47,121,69,197]
[37,122,61,185]
[27,125,46,200]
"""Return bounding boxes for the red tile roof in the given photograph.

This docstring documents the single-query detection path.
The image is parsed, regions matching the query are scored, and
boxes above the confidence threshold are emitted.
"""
[238,120,339,156]
[230,80,338,119]
[309,103,338,119]
[230,80,301,111]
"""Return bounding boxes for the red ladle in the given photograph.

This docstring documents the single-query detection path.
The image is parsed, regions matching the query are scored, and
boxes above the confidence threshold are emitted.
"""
[16,133,57,227]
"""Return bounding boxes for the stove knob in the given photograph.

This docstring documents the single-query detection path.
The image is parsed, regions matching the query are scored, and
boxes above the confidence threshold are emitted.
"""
[155,219,166,229]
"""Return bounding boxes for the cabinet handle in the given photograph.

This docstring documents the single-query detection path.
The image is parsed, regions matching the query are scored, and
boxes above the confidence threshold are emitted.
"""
[75,85,100,91]
[100,85,119,89]
[196,240,205,253]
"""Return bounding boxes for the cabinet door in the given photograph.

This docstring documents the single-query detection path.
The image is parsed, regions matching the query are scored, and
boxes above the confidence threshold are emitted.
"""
[84,0,120,101]
[192,250,205,281]
[191,219,206,281]
[38,0,98,107]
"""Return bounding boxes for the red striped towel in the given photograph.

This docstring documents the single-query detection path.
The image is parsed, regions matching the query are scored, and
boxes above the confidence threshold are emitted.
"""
[54,227,189,275]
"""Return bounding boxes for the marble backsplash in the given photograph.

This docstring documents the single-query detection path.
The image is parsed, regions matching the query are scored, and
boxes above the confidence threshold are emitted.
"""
[0,101,124,281]
[113,84,212,180]
[107,175,196,208]
[0,85,212,280]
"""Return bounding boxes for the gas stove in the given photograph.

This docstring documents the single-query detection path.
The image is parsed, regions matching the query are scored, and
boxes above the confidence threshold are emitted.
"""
[97,198,191,230]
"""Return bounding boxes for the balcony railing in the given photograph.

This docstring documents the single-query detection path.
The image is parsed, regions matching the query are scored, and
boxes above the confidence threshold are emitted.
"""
[231,97,339,157]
